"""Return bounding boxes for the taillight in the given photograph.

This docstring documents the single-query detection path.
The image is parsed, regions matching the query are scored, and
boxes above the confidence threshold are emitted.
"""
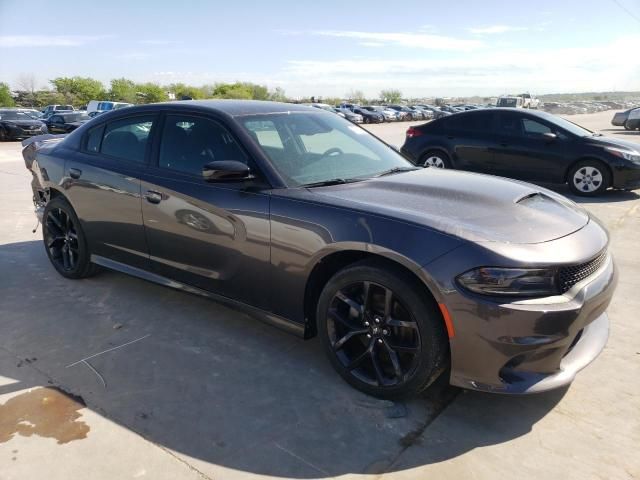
[406,127,423,138]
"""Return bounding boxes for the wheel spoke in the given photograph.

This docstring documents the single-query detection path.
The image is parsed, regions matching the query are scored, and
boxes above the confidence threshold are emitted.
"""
[333,329,368,351]
[383,341,403,380]
[335,291,363,317]
[361,281,371,313]
[62,246,70,270]
[383,287,394,318]
[387,343,419,354]
[387,317,418,330]
[47,236,65,248]
[49,211,64,231]
[369,347,386,386]
[347,345,371,370]
[328,307,361,331]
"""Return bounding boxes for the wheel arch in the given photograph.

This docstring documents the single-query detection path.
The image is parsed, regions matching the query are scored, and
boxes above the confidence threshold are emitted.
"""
[303,248,446,341]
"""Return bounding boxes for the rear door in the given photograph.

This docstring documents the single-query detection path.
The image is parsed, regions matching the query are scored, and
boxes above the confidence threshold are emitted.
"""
[64,114,158,269]
[140,112,271,310]
[491,112,568,182]
[442,111,497,172]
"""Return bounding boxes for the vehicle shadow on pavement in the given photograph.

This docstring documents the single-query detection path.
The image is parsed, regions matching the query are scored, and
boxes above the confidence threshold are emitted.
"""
[0,240,566,478]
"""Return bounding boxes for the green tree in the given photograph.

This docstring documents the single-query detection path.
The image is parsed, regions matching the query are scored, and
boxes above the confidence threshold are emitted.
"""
[50,76,106,105]
[135,83,168,103]
[109,78,137,103]
[0,83,15,107]
[167,83,206,100]
[380,89,402,104]
[249,83,269,100]
[212,82,254,99]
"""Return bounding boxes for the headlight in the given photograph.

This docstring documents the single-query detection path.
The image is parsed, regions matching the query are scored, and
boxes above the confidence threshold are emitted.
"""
[457,267,558,297]
[605,146,640,164]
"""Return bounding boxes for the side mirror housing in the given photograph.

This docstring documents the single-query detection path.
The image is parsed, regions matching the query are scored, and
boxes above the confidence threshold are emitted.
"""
[203,160,253,182]
[542,132,558,142]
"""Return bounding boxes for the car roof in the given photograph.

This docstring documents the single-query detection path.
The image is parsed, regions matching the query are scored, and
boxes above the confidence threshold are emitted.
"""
[167,100,316,116]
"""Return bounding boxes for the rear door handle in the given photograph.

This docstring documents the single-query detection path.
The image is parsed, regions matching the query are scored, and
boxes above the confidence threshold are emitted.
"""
[144,190,163,204]
[69,168,82,179]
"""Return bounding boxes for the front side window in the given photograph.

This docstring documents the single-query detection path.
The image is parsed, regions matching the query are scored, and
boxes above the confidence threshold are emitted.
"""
[101,115,155,163]
[522,118,552,136]
[159,115,247,176]
[242,112,412,186]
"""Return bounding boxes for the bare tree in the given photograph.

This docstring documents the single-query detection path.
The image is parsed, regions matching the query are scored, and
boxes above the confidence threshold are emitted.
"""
[17,73,38,94]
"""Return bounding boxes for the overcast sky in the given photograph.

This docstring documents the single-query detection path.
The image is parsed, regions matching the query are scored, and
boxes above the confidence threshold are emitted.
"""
[1,0,639,98]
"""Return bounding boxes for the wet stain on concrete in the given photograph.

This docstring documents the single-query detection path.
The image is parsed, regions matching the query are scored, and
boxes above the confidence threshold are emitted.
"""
[0,387,89,444]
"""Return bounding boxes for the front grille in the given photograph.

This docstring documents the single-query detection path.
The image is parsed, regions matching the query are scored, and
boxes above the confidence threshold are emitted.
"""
[558,250,608,293]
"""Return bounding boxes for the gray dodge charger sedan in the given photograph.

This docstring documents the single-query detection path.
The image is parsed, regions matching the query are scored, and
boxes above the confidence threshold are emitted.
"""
[23,100,617,398]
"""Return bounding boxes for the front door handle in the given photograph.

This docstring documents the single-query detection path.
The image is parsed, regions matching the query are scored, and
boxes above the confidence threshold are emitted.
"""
[69,168,82,179]
[144,190,163,204]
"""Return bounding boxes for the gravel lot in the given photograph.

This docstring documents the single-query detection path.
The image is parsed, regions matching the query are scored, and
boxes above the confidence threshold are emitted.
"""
[0,110,638,480]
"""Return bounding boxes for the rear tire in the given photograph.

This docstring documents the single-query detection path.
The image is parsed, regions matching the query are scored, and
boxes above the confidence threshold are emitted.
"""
[567,160,610,196]
[317,260,448,398]
[43,197,100,279]
[420,150,451,169]
[624,122,632,131]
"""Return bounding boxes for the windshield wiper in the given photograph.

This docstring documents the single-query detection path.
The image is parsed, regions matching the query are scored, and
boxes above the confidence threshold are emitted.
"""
[302,178,363,188]
[373,166,420,177]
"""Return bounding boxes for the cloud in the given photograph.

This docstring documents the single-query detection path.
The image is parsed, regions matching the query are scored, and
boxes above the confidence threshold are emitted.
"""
[311,30,482,51]
[468,25,527,35]
[277,33,640,97]
[0,35,108,47]
[138,39,181,46]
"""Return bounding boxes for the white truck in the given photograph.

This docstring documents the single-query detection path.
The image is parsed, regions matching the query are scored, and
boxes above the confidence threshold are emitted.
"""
[497,93,539,109]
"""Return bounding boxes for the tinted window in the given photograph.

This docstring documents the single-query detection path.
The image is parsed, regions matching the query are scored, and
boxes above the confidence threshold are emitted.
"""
[85,125,104,153]
[445,112,493,133]
[497,113,523,137]
[522,118,552,135]
[101,115,154,163]
[159,115,247,176]
[50,116,63,123]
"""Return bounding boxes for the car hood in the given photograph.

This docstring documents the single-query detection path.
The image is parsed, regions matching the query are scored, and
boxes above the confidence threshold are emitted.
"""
[2,120,43,127]
[585,134,640,152]
[313,169,590,244]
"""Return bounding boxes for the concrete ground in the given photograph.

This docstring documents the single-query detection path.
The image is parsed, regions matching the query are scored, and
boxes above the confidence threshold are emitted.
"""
[0,110,638,479]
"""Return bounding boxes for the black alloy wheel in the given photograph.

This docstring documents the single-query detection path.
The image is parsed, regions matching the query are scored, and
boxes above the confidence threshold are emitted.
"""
[318,261,448,398]
[43,197,99,279]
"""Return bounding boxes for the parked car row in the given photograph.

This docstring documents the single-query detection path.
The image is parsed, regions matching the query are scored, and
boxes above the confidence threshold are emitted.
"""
[401,108,640,196]
[543,100,638,115]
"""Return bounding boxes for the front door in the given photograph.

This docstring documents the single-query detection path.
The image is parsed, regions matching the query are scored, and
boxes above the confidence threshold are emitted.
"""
[491,112,567,182]
[140,113,271,310]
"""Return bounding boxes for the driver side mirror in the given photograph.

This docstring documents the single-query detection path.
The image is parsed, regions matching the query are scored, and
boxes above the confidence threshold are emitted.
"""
[203,160,253,182]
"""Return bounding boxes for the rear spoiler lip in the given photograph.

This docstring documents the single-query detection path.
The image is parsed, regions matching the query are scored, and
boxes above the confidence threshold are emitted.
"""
[21,133,67,148]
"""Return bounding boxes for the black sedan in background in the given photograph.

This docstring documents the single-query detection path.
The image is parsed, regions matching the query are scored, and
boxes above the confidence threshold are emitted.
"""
[611,107,639,130]
[351,106,384,124]
[44,112,92,133]
[0,109,47,140]
[23,101,616,398]
[401,108,640,195]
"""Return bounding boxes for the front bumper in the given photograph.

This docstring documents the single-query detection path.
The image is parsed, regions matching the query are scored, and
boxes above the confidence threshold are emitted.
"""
[424,224,617,394]
[6,126,47,139]
[612,163,640,190]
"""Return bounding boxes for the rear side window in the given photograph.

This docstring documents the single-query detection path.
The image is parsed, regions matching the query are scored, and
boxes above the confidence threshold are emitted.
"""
[497,113,523,137]
[85,125,105,153]
[445,112,493,133]
[101,115,155,163]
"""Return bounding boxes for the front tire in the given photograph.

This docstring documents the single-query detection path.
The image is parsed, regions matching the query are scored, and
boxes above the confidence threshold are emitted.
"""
[43,197,100,279]
[567,160,610,196]
[317,260,448,398]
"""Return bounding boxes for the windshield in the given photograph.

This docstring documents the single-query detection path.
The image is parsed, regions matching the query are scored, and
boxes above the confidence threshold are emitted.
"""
[0,111,35,121]
[62,113,90,122]
[545,113,593,136]
[242,112,412,187]
[498,98,518,107]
